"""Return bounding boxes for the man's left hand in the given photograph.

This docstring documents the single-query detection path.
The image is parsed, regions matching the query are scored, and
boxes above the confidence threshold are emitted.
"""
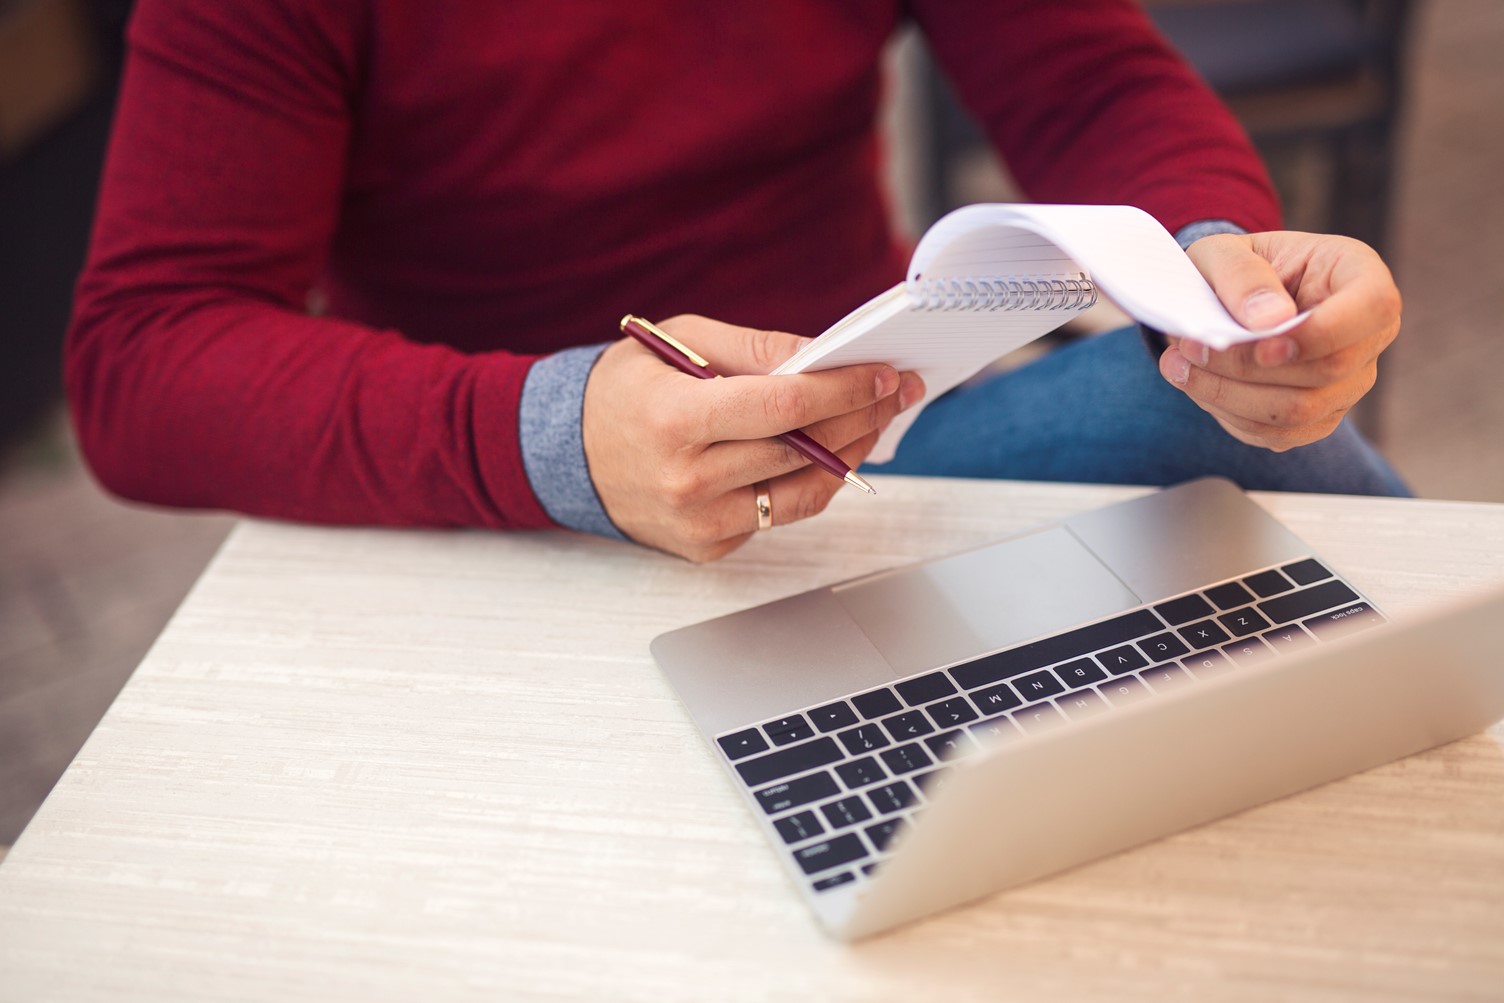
[1159,231,1402,451]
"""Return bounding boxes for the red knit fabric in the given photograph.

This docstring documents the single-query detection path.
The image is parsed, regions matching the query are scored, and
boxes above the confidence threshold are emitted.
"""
[65,0,1279,528]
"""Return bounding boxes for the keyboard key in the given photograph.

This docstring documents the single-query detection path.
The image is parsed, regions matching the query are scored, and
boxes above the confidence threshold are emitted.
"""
[895,671,957,706]
[1282,558,1332,586]
[1303,601,1387,639]
[812,871,855,893]
[736,737,844,788]
[968,716,1021,745]
[794,833,868,875]
[926,696,979,729]
[836,723,891,756]
[765,714,808,735]
[881,710,935,741]
[1223,636,1275,665]
[1243,569,1294,598]
[881,742,934,775]
[1013,702,1066,732]
[1140,663,1191,691]
[808,701,859,733]
[717,728,769,760]
[1206,581,1255,610]
[1098,676,1151,705]
[1217,608,1272,637]
[1137,633,1189,663]
[1055,657,1107,689]
[1258,580,1359,624]
[1181,650,1232,677]
[1014,669,1065,700]
[821,797,874,829]
[867,780,917,815]
[950,608,1164,689]
[834,756,886,790]
[1262,623,1316,653]
[865,819,904,853]
[913,767,951,794]
[764,714,814,746]
[1154,593,1214,626]
[1178,620,1231,650]
[861,862,880,877]
[754,771,840,814]
[923,729,975,762]
[1057,688,1109,719]
[969,681,1022,715]
[773,810,824,844]
[1096,645,1148,676]
[852,689,903,719]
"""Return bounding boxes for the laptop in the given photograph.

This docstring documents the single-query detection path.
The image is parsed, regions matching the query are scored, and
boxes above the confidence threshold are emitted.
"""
[649,477,1504,940]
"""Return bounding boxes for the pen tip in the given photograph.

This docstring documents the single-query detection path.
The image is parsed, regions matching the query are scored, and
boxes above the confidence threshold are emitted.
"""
[846,471,877,495]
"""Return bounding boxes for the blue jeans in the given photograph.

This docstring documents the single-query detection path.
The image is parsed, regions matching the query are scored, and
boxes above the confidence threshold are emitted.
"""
[868,327,1410,496]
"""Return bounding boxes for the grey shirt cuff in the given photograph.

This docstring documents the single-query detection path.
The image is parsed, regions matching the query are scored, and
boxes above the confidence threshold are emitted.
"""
[1174,218,1248,250]
[518,343,628,541]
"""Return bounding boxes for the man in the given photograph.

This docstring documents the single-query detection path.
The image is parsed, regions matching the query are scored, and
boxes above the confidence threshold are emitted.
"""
[66,1,1404,562]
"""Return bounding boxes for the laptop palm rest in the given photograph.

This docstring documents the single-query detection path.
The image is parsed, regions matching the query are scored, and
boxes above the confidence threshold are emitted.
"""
[652,526,1139,736]
[831,526,1139,677]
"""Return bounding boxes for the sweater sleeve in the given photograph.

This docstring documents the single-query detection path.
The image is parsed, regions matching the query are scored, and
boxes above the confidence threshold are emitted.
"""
[909,0,1283,235]
[64,0,552,529]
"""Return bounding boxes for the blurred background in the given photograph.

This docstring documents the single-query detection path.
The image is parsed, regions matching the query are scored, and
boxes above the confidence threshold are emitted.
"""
[0,0,1500,844]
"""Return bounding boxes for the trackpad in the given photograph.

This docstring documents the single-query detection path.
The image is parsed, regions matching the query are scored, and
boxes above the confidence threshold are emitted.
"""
[831,526,1141,677]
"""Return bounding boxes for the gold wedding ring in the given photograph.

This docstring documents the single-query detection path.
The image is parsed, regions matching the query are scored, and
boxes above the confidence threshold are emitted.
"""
[754,481,773,531]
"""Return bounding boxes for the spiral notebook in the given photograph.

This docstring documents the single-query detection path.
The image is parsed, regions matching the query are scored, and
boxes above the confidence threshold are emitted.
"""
[774,203,1309,463]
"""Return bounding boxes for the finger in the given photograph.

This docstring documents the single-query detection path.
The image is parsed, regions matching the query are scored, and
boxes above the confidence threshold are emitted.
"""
[657,315,812,376]
[698,371,923,482]
[1225,234,1399,370]
[1180,388,1345,453]
[648,314,905,443]
[1187,234,1300,332]
[731,430,884,534]
[1169,333,1386,390]
[1267,258,1402,366]
[1161,345,1373,437]
[689,364,902,444]
[664,426,884,555]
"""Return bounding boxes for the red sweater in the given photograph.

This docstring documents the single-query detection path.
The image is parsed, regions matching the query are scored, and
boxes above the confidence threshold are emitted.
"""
[66,0,1279,529]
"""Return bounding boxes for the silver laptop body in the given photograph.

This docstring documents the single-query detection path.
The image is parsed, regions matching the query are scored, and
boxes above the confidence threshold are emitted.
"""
[649,478,1504,939]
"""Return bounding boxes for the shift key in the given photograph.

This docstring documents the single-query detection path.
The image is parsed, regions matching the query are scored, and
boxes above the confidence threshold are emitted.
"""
[793,833,868,875]
[735,736,843,788]
[1257,580,1359,625]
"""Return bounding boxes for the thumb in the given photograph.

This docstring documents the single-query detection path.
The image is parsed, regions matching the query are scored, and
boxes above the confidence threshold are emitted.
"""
[711,325,811,376]
[656,314,811,377]
[1187,234,1299,333]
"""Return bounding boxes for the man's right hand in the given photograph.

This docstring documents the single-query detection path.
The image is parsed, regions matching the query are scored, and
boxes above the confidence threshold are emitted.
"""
[582,314,923,562]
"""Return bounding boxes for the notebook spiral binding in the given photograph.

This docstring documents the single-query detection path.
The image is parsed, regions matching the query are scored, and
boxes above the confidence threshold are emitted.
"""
[908,274,1098,313]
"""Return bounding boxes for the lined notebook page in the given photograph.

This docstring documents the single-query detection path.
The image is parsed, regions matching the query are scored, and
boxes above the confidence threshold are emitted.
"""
[821,307,1082,462]
[776,296,1090,463]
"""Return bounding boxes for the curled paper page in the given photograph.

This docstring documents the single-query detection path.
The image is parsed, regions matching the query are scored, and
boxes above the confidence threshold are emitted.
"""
[908,203,1308,349]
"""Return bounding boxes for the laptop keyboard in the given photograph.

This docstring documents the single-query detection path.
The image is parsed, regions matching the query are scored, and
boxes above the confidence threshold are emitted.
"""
[712,558,1385,896]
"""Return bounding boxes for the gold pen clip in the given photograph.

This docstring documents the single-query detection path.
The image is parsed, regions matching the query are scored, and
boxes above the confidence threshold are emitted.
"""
[620,314,711,369]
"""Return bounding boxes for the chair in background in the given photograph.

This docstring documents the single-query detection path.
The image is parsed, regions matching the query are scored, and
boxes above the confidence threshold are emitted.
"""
[916,0,1415,257]
[0,0,133,462]
[1145,0,1414,258]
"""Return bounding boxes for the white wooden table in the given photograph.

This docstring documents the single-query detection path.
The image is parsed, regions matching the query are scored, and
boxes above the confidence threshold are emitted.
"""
[1,477,1502,1002]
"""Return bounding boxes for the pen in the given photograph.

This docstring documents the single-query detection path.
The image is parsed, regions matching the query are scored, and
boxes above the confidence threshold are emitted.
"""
[619,315,877,495]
